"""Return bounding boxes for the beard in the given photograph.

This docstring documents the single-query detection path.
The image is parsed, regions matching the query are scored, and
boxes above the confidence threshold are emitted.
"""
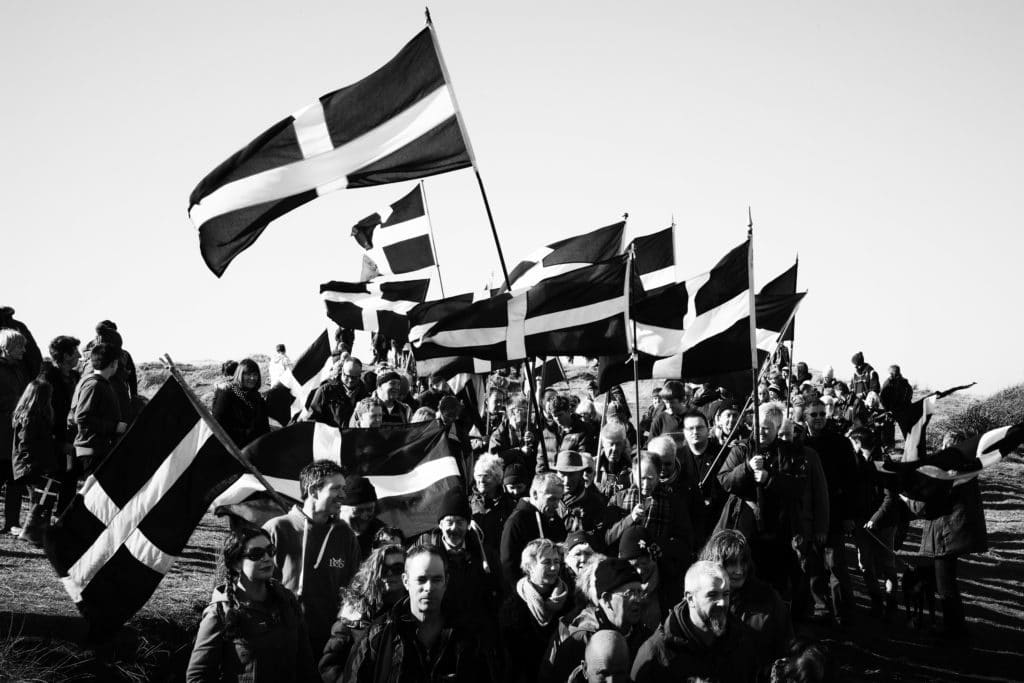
[698,604,728,636]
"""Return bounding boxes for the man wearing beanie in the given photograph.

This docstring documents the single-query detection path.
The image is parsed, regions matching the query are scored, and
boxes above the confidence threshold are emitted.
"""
[539,557,651,683]
[419,487,500,631]
[849,351,880,399]
[502,463,530,499]
[338,476,382,558]
[620,526,669,630]
[374,370,411,424]
[555,450,607,550]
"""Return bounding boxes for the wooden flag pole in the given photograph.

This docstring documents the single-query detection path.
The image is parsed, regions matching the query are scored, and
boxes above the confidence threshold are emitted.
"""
[426,9,548,469]
[624,218,642,447]
[419,179,447,299]
[161,354,308,521]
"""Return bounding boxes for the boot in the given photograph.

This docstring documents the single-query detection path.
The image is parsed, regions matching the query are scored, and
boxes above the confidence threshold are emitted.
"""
[18,503,49,547]
[932,597,970,644]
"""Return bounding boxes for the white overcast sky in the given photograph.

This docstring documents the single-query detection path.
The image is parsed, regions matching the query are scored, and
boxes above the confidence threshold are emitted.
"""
[2,1,1021,395]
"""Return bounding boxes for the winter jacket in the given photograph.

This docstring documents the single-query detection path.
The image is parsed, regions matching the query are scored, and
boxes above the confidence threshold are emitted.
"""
[343,598,493,683]
[605,486,695,579]
[71,373,121,459]
[0,357,26,461]
[631,602,756,683]
[678,437,728,546]
[911,478,988,559]
[802,428,861,534]
[418,529,502,631]
[319,601,389,683]
[12,412,56,482]
[470,488,517,554]
[539,605,652,683]
[850,363,880,398]
[730,577,793,674]
[851,449,900,528]
[648,411,684,440]
[558,483,608,549]
[307,378,366,428]
[880,375,913,412]
[42,363,78,450]
[185,582,317,683]
[717,440,829,543]
[497,588,572,683]
[212,387,270,448]
[500,499,567,587]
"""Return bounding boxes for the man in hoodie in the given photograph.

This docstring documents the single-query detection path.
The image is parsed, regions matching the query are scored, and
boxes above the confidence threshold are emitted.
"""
[849,351,880,399]
[631,561,755,682]
[338,476,382,559]
[540,557,651,683]
[500,472,567,588]
[263,460,361,657]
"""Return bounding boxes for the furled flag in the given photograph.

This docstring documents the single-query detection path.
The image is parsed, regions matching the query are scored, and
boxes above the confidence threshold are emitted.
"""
[501,221,625,292]
[214,420,464,537]
[320,277,440,342]
[188,28,470,276]
[45,379,244,632]
[263,328,339,427]
[410,256,631,365]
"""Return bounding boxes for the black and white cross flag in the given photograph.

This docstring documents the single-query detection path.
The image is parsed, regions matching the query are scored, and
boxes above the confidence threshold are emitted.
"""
[263,328,339,427]
[320,277,438,342]
[188,28,470,276]
[45,379,244,631]
[501,221,625,292]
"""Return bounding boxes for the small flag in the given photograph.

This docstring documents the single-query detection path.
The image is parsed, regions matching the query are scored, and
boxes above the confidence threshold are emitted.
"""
[188,28,470,276]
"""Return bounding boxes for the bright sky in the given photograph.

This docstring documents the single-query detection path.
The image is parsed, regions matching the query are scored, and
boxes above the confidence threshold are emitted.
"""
[3,2,1021,395]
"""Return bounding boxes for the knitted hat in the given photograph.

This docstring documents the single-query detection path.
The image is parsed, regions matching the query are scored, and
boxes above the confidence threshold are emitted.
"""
[851,351,864,365]
[554,450,586,473]
[618,526,652,561]
[503,463,529,487]
[341,477,377,505]
[377,370,402,387]
[438,395,459,415]
[436,487,471,522]
[594,558,640,596]
[563,530,589,554]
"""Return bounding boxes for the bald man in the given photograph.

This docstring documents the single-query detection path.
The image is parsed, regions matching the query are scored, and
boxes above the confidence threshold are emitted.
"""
[631,561,757,682]
[567,630,631,683]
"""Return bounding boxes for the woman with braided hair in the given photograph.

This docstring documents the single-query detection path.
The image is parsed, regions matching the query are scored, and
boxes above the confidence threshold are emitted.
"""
[318,543,406,682]
[186,527,317,682]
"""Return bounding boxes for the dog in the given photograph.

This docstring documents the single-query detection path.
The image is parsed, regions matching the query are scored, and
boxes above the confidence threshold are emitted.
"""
[901,562,937,629]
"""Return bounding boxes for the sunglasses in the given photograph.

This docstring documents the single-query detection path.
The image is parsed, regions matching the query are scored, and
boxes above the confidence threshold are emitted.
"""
[241,544,277,561]
[383,563,405,577]
[617,588,646,601]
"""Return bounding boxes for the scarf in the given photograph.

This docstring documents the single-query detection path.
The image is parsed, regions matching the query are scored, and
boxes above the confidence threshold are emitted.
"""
[231,384,258,411]
[516,576,569,627]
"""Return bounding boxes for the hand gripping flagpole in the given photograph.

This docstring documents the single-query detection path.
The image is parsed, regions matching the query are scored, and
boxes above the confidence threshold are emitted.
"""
[161,354,310,521]
[426,8,549,469]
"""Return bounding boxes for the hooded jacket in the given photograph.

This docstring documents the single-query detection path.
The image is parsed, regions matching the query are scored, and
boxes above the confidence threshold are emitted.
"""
[499,498,567,587]
[186,582,317,683]
[630,602,756,683]
[729,577,793,673]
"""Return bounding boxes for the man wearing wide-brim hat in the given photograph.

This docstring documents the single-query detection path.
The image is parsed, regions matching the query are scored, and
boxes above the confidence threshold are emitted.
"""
[554,450,608,551]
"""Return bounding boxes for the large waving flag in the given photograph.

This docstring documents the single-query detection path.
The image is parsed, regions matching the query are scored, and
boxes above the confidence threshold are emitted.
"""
[188,28,470,276]
[320,278,437,342]
[45,379,244,632]
[502,222,625,292]
[263,328,339,427]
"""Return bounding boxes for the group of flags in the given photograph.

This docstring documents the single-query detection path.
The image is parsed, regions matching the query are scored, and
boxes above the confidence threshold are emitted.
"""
[43,18,1021,638]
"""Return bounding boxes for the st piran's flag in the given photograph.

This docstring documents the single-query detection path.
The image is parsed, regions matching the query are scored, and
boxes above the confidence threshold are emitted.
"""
[214,420,465,538]
[45,379,244,632]
[263,328,337,427]
[351,184,438,279]
[501,221,625,292]
[320,277,436,342]
[188,28,470,276]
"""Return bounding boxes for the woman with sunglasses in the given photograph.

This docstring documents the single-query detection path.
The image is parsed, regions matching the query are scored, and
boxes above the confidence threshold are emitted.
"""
[186,527,317,682]
[318,543,406,682]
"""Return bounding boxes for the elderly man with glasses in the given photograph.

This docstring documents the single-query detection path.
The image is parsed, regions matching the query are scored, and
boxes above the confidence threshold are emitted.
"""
[306,356,368,428]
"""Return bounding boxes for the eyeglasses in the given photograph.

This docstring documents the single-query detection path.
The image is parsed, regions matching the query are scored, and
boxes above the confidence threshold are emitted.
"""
[241,544,277,561]
[616,588,646,601]
[343,373,362,379]
[807,412,826,417]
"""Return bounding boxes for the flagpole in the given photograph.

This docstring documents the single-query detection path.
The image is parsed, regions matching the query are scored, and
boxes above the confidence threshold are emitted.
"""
[419,179,447,298]
[746,210,766,532]
[625,221,642,447]
[161,355,308,521]
[426,9,548,469]
[786,256,798,414]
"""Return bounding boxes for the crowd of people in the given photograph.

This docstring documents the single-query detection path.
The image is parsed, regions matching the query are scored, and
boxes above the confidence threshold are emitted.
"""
[0,309,991,682]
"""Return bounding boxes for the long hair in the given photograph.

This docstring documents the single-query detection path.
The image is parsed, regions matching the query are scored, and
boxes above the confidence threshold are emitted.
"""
[220,526,272,636]
[13,379,53,430]
[339,543,405,620]
[232,358,261,390]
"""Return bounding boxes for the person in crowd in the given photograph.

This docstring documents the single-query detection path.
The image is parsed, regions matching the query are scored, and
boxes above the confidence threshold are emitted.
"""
[82,322,137,418]
[262,461,361,658]
[11,380,58,545]
[397,374,420,412]
[879,364,913,449]
[370,370,411,425]
[484,387,508,436]
[343,544,493,682]
[646,435,695,510]
[576,398,601,431]
[211,358,269,448]
[605,449,692,613]
[489,396,537,467]
[540,556,651,683]
[319,544,407,682]
[848,427,899,621]
[676,410,725,547]
[410,406,435,422]
[352,396,384,429]
[43,336,81,513]
[268,343,292,386]
[631,560,756,683]
[543,394,597,465]
[500,473,568,587]
[503,462,531,499]
[618,526,664,630]
[72,342,125,476]
[699,530,794,675]
[712,402,746,448]
[639,387,661,442]
[0,307,42,380]
[416,373,451,412]
[213,359,238,406]
[567,629,632,683]
[605,397,638,446]
[793,362,812,387]
[307,357,366,428]
[849,351,880,399]
[556,450,608,546]
[0,329,29,534]
[769,639,835,683]
[717,402,828,619]
[371,526,405,549]
[471,453,516,555]
[648,381,689,439]
[820,366,836,390]
[338,476,383,558]
[498,539,573,683]
[800,398,860,622]
[186,527,316,683]
[418,488,501,632]
[596,423,633,497]
[563,531,596,587]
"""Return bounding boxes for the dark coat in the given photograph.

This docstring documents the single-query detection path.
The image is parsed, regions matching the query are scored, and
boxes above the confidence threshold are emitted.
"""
[0,357,26,461]
[558,483,608,550]
[319,602,388,683]
[678,437,727,546]
[539,605,652,683]
[72,373,121,458]
[12,412,56,481]
[42,363,78,449]
[0,308,42,380]
[307,378,366,428]
[470,488,517,554]
[497,588,572,683]
[914,478,988,559]
[880,375,913,412]
[730,577,793,673]
[851,449,901,528]
[802,428,861,534]
[212,386,270,448]
[499,499,567,588]
[418,529,502,629]
[631,603,756,683]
